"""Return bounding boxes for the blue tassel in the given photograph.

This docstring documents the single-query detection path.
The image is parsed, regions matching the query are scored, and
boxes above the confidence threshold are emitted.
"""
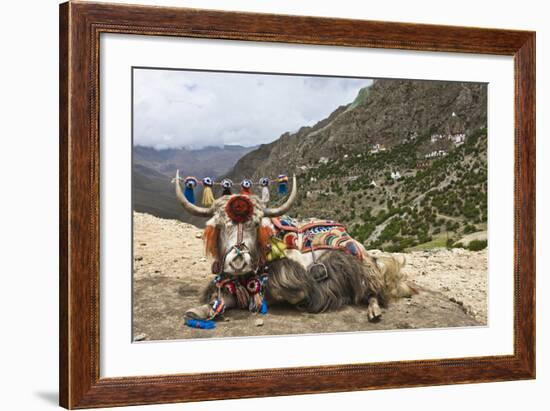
[277,174,289,196]
[184,186,195,204]
[260,300,268,314]
[185,318,216,329]
[183,177,198,204]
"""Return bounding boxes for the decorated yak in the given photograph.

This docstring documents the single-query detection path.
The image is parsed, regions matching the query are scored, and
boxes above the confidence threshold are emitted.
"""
[175,170,415,324]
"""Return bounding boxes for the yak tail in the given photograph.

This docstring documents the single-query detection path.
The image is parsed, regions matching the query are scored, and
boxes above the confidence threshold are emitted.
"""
[373,254,418,299]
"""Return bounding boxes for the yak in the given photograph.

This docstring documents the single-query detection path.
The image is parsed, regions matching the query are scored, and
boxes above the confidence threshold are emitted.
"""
[175,170,415,323]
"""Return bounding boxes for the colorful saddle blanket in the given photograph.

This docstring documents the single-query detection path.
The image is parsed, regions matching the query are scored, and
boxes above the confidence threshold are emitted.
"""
[270,216,363,260]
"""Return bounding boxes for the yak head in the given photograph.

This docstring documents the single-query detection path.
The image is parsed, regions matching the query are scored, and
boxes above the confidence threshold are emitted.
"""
[175,170,297,275]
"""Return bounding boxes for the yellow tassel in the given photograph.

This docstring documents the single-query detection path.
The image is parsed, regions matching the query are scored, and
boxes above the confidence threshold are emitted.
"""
[202,185,215,207]
[266,237,287,262]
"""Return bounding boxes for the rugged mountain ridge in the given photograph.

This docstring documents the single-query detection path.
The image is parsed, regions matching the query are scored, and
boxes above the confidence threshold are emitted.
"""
[229,79,488,251]
[230,79,486,180]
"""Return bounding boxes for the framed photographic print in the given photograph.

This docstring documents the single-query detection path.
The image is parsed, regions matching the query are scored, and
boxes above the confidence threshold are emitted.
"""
[59,1,535,409]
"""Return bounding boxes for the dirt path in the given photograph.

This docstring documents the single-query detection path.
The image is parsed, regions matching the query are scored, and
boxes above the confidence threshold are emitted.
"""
[132,212,487,341]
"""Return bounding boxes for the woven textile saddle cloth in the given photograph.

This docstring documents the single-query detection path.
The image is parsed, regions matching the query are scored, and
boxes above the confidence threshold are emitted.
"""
[270,216,363,260]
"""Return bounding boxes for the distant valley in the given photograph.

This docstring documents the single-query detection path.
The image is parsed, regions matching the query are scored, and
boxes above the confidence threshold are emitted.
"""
[133,145,255,224]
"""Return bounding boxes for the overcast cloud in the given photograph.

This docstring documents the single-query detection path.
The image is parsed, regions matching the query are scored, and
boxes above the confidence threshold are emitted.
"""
[133,69,372,150]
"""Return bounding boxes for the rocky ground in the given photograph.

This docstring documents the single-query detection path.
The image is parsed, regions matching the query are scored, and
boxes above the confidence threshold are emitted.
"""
[132,212,487,342]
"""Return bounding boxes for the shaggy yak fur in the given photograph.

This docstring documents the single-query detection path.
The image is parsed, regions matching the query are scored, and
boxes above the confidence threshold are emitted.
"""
[175,180,415,321]
[200,249,412,314]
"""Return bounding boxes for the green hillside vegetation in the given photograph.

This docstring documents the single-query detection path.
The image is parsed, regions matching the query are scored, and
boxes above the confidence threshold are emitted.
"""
[348,86,370,110]
[286,127,488,252]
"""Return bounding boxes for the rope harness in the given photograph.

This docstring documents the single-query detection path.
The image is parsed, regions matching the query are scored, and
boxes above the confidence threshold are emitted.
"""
[206,222,268,321]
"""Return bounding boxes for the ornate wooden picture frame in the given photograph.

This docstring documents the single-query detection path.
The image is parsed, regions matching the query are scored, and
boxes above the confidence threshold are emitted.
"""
[59,1,535,408]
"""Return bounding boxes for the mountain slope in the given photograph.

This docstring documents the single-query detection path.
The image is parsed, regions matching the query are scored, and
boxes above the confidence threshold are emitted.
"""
[229,79,488,251]
[230,79,486,180]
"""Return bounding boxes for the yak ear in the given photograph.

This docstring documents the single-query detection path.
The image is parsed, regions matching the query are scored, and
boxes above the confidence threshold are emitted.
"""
[203,224,219,259]
[257,224,275,251]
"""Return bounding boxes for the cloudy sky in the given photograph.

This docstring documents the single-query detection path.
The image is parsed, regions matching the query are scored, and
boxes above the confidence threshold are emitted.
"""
[133,68,372,150]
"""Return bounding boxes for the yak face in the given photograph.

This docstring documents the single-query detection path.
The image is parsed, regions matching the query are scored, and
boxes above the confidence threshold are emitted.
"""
[203,195,284,276]
[174,170,298,275]
[205,195,265,275]
[218,219,260,275]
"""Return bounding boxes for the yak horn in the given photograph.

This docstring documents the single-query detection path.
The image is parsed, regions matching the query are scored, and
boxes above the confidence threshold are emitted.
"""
[175,170,214,217]
[263,174,298,217]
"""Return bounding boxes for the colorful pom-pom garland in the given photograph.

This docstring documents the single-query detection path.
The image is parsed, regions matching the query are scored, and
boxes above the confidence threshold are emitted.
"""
[174,172,293,205]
